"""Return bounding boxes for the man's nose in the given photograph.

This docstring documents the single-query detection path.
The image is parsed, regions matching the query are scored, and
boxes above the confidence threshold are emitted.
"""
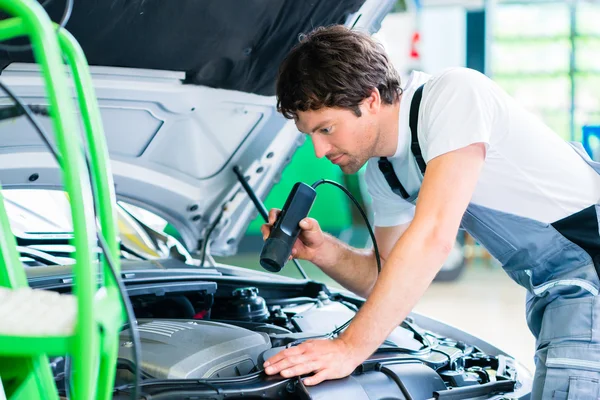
[312,135,331,159]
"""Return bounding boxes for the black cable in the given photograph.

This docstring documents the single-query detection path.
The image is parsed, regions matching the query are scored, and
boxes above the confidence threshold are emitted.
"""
[0,79,141,400]
[0,81,60,160]
[98,236,141,400]
[311,179,381,274]
[200,207,225,267]
[378,365,413,400]
[0,0,74,52]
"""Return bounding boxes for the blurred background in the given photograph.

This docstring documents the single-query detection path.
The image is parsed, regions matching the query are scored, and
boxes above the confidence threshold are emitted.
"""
[216,0,600,372]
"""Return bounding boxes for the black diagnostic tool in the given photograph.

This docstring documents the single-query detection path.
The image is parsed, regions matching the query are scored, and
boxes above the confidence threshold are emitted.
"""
[259,182,316,272]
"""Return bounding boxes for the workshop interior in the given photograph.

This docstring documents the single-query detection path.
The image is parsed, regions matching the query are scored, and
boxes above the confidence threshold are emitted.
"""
[0,0,598,399]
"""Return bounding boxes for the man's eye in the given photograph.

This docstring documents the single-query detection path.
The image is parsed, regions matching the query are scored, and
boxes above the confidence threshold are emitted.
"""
[320,127,331,134]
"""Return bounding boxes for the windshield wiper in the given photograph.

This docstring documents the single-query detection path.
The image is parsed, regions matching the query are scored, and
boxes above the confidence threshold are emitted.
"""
[17,246,64,265]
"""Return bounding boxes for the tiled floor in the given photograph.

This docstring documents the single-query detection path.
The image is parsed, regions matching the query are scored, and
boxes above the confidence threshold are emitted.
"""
[415,264,536,372]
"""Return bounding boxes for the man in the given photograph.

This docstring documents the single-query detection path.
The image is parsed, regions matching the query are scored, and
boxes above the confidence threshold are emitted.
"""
[260,25,600,399]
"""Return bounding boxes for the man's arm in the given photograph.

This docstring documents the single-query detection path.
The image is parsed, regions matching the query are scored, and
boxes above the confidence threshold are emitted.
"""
[261,210,410,298]
[310,223,410,298]
[264,142,486,385]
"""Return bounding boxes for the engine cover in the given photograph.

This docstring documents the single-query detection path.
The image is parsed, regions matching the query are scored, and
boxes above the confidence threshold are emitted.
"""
[119,319,271,379]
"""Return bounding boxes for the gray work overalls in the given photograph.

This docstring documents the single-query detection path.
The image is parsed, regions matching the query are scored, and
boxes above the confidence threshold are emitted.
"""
[380,85,600,399]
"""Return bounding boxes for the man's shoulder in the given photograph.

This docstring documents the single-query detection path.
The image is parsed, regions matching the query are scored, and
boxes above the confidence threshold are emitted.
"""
[421,67,503,116]
[430,67,488,82]
[426,67,491,94]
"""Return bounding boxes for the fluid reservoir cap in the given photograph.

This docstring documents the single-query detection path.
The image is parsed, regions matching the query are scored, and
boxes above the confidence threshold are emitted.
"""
[233,287,259,298]
[227,287,269,321]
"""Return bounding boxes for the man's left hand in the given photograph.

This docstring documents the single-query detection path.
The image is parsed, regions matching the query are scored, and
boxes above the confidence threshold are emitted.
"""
[263,337,365,386]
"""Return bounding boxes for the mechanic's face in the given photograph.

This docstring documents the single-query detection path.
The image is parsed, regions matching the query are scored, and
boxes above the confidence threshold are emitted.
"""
[295,92,383,175]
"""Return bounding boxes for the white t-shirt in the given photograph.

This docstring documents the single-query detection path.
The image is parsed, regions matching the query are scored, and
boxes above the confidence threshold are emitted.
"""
[364,67,600,227]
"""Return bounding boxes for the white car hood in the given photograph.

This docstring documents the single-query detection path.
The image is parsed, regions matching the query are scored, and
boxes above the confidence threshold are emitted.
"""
[0,0,395,256]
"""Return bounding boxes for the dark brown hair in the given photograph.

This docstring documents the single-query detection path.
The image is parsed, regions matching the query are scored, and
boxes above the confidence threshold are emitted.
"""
[276,25,402,120]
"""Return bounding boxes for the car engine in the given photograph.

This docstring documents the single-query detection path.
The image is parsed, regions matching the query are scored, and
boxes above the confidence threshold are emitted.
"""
[118,320,271,379]
[103,277,531,399]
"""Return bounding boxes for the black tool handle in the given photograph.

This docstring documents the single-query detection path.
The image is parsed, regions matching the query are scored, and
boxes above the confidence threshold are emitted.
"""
[259,182,316,272]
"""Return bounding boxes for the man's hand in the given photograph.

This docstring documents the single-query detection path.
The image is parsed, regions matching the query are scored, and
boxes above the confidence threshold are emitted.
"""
[263,337,364,385]
[260,208,326,262]
[260,208,381,296]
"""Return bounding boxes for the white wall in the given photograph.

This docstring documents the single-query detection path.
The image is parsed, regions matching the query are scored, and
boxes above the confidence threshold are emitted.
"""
[376,8,467,81]
[421,7,467,74]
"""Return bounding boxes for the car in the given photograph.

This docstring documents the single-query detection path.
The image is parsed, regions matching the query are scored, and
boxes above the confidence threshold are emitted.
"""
[0,0,532,398]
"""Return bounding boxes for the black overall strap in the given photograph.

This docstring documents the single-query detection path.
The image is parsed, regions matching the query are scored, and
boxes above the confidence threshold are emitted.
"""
[410,84,426,174]
[378,84,426,199]
[378,157,410,199]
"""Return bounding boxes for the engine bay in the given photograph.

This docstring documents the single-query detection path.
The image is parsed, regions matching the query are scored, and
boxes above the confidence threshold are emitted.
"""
[31,255,531,399]
[77,275,530,400]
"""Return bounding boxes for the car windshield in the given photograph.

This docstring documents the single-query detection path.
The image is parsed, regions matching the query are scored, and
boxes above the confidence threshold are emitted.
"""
[3,188,190,267]
[3,189,72,235]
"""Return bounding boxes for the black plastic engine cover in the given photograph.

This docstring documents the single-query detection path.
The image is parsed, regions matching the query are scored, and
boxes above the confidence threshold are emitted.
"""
[305,362,447,400]
[119,319,271,379]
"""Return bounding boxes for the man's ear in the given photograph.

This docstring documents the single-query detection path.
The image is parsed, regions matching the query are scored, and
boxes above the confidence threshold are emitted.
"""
[363,88,382,115]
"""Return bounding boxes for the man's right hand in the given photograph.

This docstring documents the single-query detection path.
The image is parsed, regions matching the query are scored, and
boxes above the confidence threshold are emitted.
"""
[260,208,326,262]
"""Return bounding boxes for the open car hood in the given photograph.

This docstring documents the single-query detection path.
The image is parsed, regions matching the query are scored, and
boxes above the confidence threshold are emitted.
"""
[0,0,395,255]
